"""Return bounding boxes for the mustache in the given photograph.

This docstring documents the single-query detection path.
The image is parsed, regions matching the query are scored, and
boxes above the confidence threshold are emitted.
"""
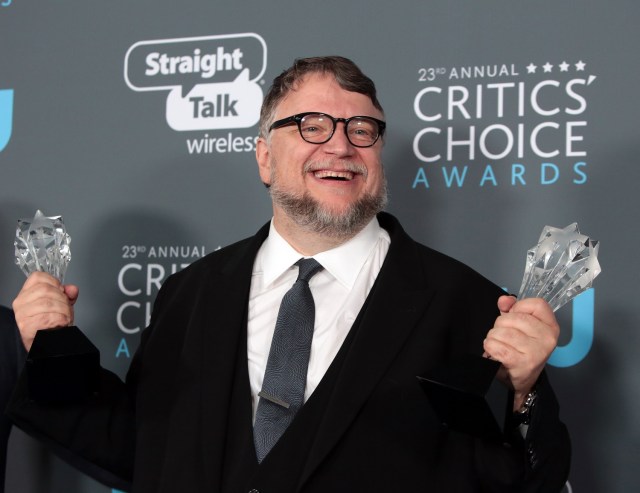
[303,160,369,178]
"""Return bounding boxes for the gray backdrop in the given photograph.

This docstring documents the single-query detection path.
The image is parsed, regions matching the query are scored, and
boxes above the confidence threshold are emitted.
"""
[1,1,638,491]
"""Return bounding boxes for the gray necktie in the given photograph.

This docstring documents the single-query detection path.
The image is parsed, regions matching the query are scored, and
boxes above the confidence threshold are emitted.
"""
[253,258,323,463]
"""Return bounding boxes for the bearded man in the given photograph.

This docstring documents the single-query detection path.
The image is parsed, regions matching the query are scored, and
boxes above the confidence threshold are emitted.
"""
[9,56,570,493]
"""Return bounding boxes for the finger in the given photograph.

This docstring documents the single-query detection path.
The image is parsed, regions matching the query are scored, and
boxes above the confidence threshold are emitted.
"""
[483,335,525,365]
[493,308,559,342]
[21,271,63,291]
[12,275,76,350]
[63,284,80,305]
[483,336,546,397]
[485,316,558,366]
[485,324,534,352]
[497,294,517,314]
[485,318,558,395]
[509,297,559,329]
[13,294,74,329]
[14,277,68,309]
[483,336,542,385]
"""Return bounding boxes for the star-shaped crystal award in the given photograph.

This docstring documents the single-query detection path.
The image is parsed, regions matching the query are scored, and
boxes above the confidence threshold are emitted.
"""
[13,210,98,402]
[15,210,71,283]
[418,222,601,441]
[518,223,601,311]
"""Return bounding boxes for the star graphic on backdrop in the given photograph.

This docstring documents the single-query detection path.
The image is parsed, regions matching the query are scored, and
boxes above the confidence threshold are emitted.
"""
[575,60,586,71]
[542,62,553,73]
[559,61,570,72]
[526,63,537,74]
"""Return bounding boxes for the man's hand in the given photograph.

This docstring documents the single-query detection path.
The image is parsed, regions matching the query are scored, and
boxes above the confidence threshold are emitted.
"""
[12,271,79,351]
[483,295,560,410]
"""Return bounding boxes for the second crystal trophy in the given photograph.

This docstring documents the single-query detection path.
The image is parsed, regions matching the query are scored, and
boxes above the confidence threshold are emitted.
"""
[418,223,601,440]
[15,210,99,402]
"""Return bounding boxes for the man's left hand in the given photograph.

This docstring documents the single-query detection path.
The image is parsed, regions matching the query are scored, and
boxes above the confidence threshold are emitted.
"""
[483,295,560,410]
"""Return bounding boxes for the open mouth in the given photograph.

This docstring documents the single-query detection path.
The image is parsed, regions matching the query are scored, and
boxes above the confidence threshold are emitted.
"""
[313,170,355,181]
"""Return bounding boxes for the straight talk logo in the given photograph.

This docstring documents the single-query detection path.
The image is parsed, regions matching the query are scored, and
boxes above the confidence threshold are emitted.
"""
[124,33,267,155]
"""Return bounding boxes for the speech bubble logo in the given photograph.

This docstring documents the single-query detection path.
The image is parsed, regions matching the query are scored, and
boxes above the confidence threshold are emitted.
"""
[124,33,266,132]
[166,68,262,131]
[124,33,267,96]
[0,89,13,152]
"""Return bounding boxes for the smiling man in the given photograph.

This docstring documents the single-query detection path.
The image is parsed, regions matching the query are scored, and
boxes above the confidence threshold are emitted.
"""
[257,70,388,250]
[9,56,570,493]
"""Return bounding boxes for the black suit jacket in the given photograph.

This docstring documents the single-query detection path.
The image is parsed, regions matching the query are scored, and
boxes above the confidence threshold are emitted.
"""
[0,306,25,493]
[9,213,570,492]
[1,305,131,492]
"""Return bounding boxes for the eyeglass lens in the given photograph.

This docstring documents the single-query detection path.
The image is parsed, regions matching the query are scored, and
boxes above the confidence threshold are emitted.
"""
[299,114,380,146]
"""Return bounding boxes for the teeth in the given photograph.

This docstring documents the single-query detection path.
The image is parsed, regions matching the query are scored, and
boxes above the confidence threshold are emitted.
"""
[313,170,354,180]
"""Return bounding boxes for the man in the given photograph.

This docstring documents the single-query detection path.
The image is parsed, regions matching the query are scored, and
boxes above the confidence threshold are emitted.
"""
[9,56,570,492]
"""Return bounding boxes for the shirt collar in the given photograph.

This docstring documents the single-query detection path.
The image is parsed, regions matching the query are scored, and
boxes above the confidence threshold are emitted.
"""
[260,217,384,289]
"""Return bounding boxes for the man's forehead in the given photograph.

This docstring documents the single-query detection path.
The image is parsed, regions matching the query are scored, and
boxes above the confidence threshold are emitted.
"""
[281,73,341,99]
[275,73,379,116]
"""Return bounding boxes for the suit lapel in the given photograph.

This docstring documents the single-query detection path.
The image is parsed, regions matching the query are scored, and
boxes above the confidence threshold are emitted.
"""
[198,222,270,489]
[194,214,439,490]
[299,214,436,487]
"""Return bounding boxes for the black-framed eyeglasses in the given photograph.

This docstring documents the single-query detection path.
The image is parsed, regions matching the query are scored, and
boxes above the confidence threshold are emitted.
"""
[268,112,386,148]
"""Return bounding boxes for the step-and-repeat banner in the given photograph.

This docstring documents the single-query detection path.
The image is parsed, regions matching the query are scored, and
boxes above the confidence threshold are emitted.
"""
[1,1,637,492]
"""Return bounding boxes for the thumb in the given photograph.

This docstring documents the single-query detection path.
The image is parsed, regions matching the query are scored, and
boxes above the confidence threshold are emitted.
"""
[63,284,80,305]
[497,294,517,314]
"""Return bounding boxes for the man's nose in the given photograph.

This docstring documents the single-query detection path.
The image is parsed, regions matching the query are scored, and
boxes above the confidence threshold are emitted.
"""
[321,123,355,156]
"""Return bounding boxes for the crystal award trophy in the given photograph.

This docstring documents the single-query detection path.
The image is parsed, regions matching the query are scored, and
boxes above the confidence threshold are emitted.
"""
[418,223,601,440]
[517,223,600,311]
[15,210,99,402]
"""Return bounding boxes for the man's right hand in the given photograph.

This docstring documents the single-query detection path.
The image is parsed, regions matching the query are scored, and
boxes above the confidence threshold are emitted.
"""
[12,271,79,351]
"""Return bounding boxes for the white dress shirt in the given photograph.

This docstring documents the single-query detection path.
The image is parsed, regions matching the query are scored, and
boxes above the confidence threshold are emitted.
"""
[247,217,391,420]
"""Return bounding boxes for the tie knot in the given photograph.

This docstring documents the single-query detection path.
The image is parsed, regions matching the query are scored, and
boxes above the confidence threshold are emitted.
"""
[295,258,323,283]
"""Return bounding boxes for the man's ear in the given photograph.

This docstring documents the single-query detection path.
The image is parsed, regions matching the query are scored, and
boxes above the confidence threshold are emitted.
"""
[256,137,271,186]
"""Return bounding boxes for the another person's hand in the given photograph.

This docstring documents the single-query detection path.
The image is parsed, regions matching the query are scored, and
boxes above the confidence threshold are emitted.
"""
[12,271,79,351]
[483,295,559,410]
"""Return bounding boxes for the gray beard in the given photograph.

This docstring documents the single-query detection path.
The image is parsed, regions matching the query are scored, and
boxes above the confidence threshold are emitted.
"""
[269,174,388,239]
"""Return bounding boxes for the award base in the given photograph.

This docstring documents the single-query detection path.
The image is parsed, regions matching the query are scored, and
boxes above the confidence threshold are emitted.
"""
[417,355,510,441]
[26,326,100,403]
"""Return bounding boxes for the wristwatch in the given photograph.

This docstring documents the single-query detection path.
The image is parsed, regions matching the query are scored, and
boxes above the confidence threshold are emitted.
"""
[513,389,538,426]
